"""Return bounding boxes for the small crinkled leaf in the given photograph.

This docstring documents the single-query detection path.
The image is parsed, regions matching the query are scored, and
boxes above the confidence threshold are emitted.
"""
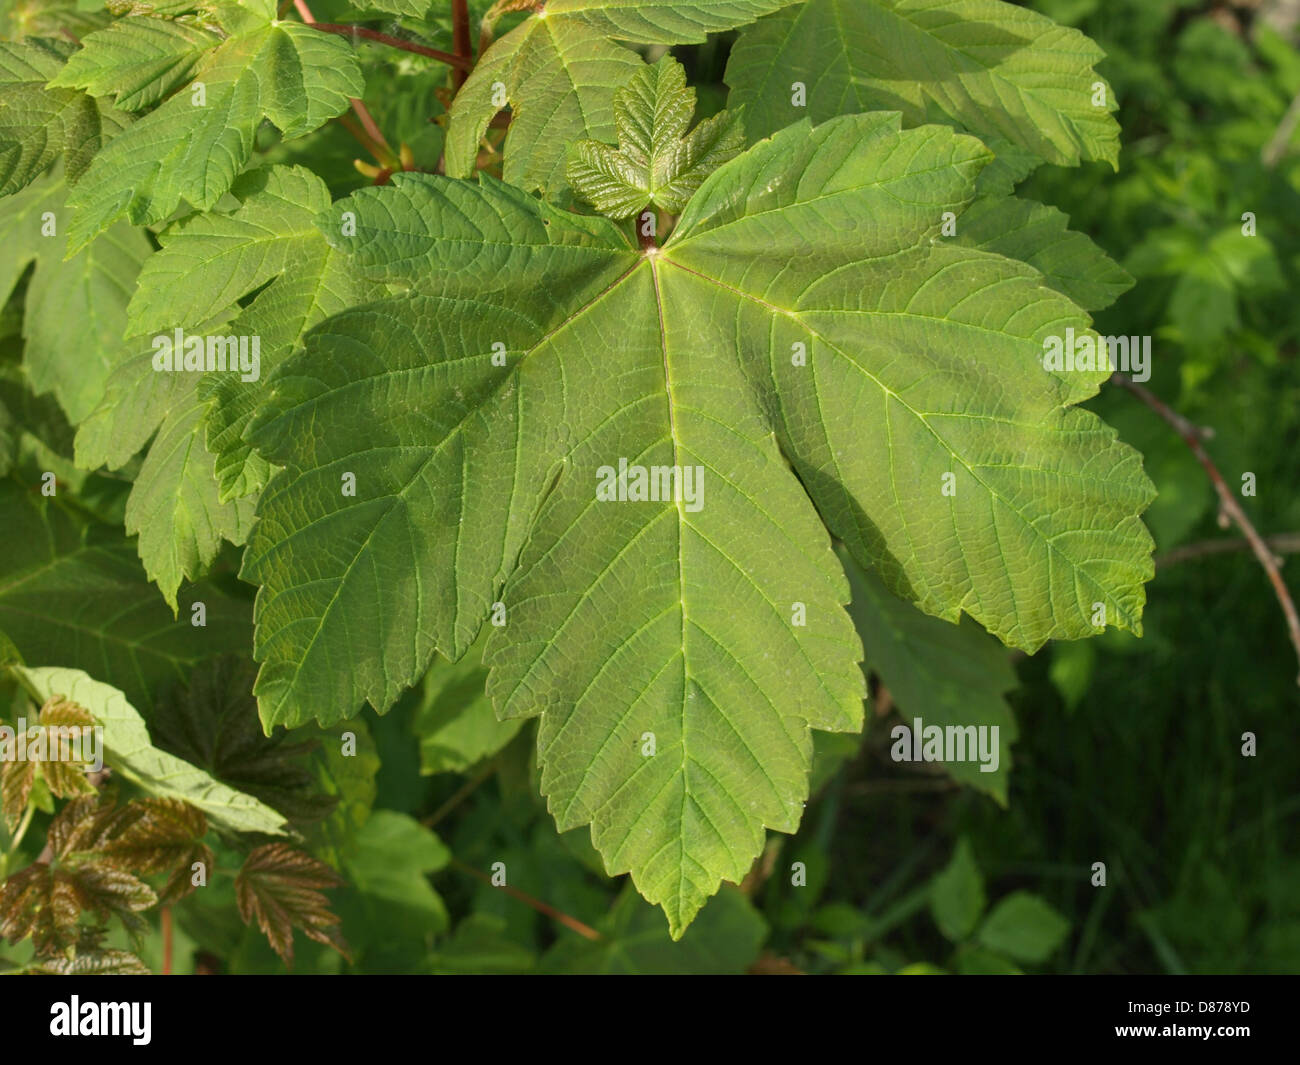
[30,945,151,974]
[567,55,743,217]
[92,797,207,871]
[63,862,156,933]
[725,0,1119,168]
[0,694,98,827]
[48,15,223,111]
[243,111,1153,935]
[12,666,290,836]
[843,550,1017,801]
[954,194,1133,311]
[445,16,641,197]
[65,19,363,251]
[93,796,213,904]
[445,1,793,196]
[235,841,349,967]
[0,480,252,712]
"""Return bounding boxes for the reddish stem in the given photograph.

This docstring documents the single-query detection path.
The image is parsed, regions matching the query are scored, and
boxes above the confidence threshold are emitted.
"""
[293,1,395,162]
[307,23,471,69]
[1113,373,1300,684]
[451,0,473,90]
[637,209,658,252]
[450,859,603,941]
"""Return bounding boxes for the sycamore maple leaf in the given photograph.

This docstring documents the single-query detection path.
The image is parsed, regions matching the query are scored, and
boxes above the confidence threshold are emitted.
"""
[235,842,349,967]
[0,794,157,956]
[1,694,97,829]
[567,56,744,218]
[240,59,1152,934]
[725,0,1119,167]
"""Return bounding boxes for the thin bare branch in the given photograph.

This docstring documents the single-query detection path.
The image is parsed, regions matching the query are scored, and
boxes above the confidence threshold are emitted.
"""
[1113,373,1300,684]
[1157,533,1300,568]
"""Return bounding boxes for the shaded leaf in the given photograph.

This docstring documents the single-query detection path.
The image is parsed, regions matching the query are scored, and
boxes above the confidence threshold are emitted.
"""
[151,655,335,824]
[415,632,522,776]
[725,0,1119,167]
[0,479,252,714]
[930,837,986,942]
[842,550,1018,801]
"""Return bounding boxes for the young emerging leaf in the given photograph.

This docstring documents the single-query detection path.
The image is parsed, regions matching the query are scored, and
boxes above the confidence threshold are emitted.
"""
[0,694,97,829]
[235,842,349,967]
[0,794,157,955]
[244,109,1152,934]
[726,0,1120,168]
[567,56,743,218]
[445,0,794,197]
[94,797,214,906]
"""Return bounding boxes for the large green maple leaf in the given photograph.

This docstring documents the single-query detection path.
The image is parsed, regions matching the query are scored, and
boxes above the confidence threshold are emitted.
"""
[242,88,1153,931]
[444,0,797,197]
[725,0,1119,167]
